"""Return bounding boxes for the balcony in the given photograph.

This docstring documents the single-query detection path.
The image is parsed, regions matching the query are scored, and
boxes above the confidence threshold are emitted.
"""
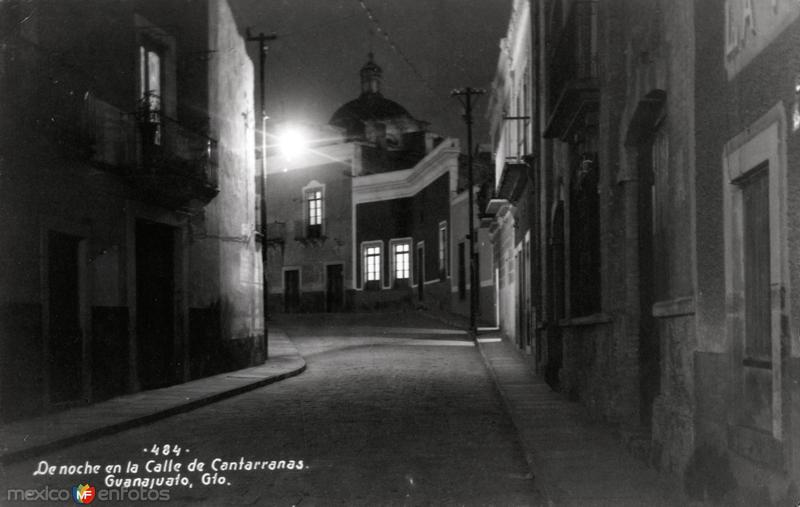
[45,90,218,209]
[544,0,599,141]
[4,33,216,209]
[293,219,327,245]
[132,96,219,208]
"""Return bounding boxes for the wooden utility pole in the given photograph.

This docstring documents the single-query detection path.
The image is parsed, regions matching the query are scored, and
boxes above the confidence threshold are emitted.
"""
[451,87,485,334]
[247,29,276,358]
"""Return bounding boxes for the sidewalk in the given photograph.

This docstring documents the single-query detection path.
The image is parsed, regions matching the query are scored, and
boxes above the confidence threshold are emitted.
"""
[0,329,305,465]
[476,331,685,507]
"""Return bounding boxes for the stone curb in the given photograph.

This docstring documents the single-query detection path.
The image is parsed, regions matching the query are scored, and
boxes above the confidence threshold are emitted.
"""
[474,338,557,507]
[0,332,306,466]
[414,309,471,331]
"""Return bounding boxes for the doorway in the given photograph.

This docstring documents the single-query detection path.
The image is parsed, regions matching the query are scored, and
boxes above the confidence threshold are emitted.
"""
[458,242,466,300]
[517,246,527,350]
[637,128,664,428]
[546,201,565,389]
[136,220,176,390]
[284,269,300,312]
[326,264,344,312]
[47,231,84,403]
[416,243,424,301]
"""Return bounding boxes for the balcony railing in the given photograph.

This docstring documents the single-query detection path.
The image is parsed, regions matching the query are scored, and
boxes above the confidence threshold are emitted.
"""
[33,85,218,208]
[135,95,219,194]
[293,219,327,243]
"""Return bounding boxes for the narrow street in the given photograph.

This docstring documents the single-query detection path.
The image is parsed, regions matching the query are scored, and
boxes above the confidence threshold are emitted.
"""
[1,313,542,506]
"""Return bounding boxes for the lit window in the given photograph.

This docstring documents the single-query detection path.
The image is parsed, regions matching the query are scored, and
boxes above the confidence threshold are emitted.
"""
[365,245,381,282]
[393,243,410,280]
[139,45,162,145]
[307,189,322,225]
[305,188,323,238]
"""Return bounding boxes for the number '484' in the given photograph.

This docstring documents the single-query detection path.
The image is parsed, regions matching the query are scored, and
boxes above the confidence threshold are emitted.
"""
[149,444,183,457]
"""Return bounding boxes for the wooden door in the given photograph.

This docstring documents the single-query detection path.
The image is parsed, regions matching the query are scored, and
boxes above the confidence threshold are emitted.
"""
[326,264,344,312]
[284,269,300,313]
[47,231,83,403]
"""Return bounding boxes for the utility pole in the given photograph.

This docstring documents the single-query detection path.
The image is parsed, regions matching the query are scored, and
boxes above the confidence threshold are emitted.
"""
[247,29,276,359]
[451,87,485,335]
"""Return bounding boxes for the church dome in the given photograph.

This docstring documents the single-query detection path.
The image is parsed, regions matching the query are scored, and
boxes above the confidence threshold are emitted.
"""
[329,53,416,139]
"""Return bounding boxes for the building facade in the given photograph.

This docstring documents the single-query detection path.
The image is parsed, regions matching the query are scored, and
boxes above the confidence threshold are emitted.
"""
[0,0,262,421]
[452,149,496,327]
[265,55,492,317]
[486,0,539,358]
[488,0,800,501]
[693,0,800,500]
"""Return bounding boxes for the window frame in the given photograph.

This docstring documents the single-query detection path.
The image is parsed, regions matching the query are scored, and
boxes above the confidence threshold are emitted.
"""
[389,238,412,287]
[302,182,325,239]
[438,221,449,279]
[138,41,164,145]
[361,240,383,290]
[722,103,790,448]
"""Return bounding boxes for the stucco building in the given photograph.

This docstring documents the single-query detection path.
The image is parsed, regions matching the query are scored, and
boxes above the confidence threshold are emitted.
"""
[0,0,262,421]
[692,0,800,500]
[488,0,800,501]
[485,0,537,358]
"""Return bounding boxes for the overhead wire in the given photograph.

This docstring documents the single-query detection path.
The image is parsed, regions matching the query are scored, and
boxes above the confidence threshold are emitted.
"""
[274,13,360,39]
[354,0,458,122]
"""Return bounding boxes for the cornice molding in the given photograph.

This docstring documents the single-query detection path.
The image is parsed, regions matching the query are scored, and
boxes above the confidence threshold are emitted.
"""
[352,140,460,204]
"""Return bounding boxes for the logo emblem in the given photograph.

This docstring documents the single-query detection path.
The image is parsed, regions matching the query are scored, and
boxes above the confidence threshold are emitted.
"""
[72,483,95,504]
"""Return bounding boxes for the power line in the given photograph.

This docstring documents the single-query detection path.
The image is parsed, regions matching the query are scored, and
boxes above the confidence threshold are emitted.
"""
[275,13,359,39]
[354,0,450,115]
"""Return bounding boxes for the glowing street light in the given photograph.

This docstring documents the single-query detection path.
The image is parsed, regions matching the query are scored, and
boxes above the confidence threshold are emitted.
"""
[277,126,308,160]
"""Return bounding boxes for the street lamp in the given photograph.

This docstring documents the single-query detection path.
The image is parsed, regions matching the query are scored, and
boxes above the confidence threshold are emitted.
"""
[277,125,308,161]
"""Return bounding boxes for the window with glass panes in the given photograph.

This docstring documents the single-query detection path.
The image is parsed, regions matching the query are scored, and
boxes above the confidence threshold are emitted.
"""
[306,189,322,225]
[394,243,410,280]
[139,44,162,145]
[305,188,322,238]
[365,245,381,282]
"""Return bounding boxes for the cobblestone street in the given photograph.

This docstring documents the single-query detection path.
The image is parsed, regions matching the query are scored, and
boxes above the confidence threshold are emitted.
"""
[1,313,542,506]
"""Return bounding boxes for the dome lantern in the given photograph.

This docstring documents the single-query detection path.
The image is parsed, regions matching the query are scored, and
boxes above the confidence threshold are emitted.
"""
[360,52,382,95]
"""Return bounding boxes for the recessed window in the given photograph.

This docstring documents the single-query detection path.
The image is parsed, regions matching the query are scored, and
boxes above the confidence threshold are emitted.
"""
[139,45,163,145]
[393,242,410,280]
[365,245,381,282]
[305,188,323,238]
[307,189,322,225]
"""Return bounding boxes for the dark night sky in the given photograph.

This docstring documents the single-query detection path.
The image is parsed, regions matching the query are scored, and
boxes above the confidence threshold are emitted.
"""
[229,0,512,144]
